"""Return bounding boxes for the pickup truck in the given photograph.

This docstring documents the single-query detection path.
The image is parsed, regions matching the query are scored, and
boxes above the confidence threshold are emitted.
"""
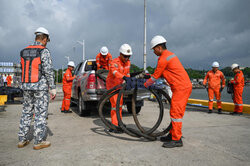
[71,59,149,116]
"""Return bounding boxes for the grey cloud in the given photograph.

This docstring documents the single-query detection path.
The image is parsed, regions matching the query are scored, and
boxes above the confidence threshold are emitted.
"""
[0,0,249,70]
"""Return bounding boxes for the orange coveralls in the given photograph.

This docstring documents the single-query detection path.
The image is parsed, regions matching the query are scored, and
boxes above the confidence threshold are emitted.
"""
[203,70,225,110]
[96,53,112,70]
[61,68,75,111]
[231,71,244,113]
[6,75,12,87]
[144,50,192,141]
[106,56,130,126]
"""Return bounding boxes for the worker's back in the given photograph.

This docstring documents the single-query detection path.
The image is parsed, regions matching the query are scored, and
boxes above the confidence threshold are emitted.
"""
[152,50,192,90]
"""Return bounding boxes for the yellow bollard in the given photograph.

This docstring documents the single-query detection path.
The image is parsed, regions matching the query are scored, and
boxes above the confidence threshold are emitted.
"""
[0,95,8,106]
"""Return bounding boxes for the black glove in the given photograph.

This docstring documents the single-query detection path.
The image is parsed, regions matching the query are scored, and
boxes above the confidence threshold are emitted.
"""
[220,87,224,92]
[144,74,151,79]
[130,71,143,77]
[123,76,131,83]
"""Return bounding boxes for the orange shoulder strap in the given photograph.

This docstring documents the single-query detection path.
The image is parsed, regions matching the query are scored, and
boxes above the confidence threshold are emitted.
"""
[26,45,45,49]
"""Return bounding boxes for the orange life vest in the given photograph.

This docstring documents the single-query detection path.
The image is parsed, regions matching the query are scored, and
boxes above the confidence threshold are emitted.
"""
[20,45,45,83]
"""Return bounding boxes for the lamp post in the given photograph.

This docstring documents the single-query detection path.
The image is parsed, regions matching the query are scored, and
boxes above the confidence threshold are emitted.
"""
[65,56,69,63]
[77,40,85,61]
[143,0,147,70]
[61,65,63,83]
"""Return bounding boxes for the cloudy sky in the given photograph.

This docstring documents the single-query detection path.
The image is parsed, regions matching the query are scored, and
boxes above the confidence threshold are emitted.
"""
[0,0,250,70]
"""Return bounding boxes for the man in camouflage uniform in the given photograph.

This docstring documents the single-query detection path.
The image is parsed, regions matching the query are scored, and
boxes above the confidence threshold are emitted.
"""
[18,27,56,150]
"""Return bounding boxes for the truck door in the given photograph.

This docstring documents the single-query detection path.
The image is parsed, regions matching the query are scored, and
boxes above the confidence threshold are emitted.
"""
[72,62,83,99]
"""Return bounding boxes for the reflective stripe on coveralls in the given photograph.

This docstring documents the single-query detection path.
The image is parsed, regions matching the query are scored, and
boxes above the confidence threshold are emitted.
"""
[106,56,130,126]
[171,118,182,122]
[207,88,222,110]
[96,53,112,70]
[203,70,225,110]
[61,68,75,111]
[231,71,244,113]
[144,50,192,141]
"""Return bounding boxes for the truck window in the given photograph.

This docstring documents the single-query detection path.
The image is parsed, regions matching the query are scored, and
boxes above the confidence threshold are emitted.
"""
[85,61,97,71]
[74,63,83,75]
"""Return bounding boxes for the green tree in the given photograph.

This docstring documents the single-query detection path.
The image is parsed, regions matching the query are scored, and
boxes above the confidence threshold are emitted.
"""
[185,68,205,79]
[146,66,155,74]
[221,67,233,77]
[130,64,142,73]
[243,67,250,79]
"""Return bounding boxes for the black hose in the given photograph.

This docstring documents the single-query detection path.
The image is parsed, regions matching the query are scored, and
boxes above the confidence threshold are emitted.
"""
[115,84,156,141]
[98,85,123,131]
[131,84,164,135]
[98,85,144,138]
[132,85,172,137]
[98,79,171,140]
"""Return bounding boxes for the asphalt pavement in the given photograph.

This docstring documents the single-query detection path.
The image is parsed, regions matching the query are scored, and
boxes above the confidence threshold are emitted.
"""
[0,91,250,166]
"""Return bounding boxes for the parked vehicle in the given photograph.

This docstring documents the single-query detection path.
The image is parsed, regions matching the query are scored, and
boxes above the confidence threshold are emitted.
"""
[148,78,172,102]
[71,59,149,116]
[0,86,23,103]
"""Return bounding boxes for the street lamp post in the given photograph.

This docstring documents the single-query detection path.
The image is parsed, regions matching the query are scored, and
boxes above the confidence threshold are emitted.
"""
[61,65,63,83]
[77,40,85,61]
[143,0,147,70]
[65,56,69,63]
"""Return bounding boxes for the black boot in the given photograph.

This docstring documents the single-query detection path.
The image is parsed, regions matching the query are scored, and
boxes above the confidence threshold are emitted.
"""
[218,108,222,114]
[162,139,183,148]
[230,112,242,115]
[108,128,123,134]
[208,110,212,113]
[64,110,72,113]
[160,134,172,142]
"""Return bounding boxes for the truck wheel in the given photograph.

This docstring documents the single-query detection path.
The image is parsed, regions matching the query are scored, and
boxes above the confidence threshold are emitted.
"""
[70,97,77,107]
[78,92,90,116]
[126,103,141,114]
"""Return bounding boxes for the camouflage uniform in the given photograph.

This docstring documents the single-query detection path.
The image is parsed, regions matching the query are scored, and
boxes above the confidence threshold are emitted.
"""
[18,41,56,144]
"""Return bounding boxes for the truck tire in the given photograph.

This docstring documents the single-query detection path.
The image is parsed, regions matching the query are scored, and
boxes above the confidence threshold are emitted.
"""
[78,92,90,117]
[70,98,77,107]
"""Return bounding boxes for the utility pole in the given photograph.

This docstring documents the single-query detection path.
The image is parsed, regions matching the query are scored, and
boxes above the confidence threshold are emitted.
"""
[143,0,147,70]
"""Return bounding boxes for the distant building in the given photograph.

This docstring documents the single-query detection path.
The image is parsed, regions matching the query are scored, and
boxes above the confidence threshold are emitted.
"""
[0,62,21,87]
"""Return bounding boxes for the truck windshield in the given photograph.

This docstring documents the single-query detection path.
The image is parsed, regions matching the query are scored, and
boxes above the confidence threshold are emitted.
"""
[85,61,97,71]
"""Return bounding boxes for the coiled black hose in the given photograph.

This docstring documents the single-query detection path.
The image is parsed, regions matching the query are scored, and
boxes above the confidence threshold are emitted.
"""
[98,78,172,140]
[132,86,172,137]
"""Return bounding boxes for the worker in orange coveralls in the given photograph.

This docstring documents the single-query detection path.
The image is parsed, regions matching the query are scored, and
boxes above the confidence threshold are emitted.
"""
[6,74,12,87]
[144,35,192,148]
[203,61,226,114]
[96,46,112,70]
[61,61,76,113]
[106,44,132,133]
[230,63,244,115]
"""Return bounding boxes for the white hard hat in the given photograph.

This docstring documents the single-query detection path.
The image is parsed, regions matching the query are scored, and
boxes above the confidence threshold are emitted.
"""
[100,46,109,56]
[34,27,49,36]
[212,61,219,68]
[231,63,239,70]
[119,44,132,55]
[150,35,167,49]
[68,61,75,68]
